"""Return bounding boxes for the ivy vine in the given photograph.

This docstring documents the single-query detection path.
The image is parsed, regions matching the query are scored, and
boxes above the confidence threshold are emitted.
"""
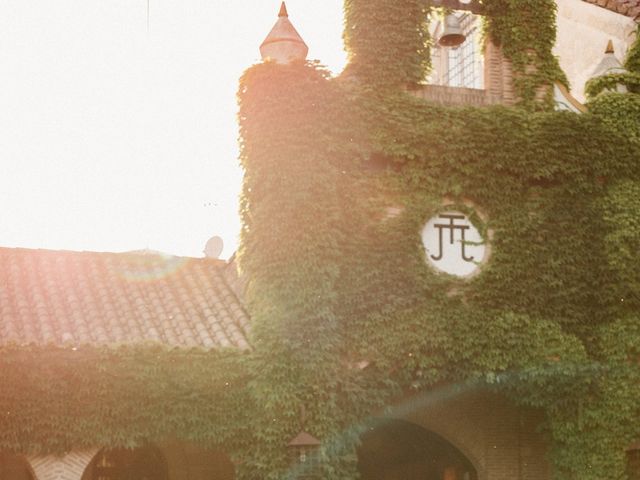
[235,58,640,479]
[1,4,639,480]
[343,0,566,109]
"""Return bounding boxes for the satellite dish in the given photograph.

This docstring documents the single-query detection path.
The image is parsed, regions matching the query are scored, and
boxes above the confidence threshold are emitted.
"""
[204,236,224,259]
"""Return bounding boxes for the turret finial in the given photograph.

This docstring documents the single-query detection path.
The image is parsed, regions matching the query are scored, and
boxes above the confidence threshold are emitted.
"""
[586,39,628,95]
[605,39,615,55]
[279,2,288,18]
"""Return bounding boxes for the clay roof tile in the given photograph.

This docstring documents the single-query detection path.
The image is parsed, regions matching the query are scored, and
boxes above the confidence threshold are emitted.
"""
[0,248,250,351]
[582,0,640,20]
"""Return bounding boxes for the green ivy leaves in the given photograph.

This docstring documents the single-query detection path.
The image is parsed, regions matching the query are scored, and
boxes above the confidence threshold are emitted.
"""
[235,57,640,479]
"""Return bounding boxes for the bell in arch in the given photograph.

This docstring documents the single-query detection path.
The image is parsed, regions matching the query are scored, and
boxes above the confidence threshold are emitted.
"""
[438,14,466,48]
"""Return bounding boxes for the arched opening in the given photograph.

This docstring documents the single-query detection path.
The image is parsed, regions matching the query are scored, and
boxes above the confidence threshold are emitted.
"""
[357,419,478,480]
[82,444,168,480]
[0,452,35,480]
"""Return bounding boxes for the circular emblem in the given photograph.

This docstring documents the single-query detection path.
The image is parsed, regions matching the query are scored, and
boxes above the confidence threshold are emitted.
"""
[421,211,487,277]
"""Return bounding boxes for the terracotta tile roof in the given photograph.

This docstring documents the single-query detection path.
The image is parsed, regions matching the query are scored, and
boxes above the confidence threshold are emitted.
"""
[582,0,640,21]
[0,248,250,350]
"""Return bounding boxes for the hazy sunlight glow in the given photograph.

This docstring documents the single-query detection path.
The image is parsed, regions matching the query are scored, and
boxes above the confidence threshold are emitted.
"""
[0,1,346,259]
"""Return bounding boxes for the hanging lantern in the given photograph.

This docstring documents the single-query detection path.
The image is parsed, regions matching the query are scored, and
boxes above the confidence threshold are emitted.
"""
[439,14,466,48]
[288,431,321,479]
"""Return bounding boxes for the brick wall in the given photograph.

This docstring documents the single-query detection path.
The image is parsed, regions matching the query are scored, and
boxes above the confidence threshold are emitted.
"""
[392,388,551,480]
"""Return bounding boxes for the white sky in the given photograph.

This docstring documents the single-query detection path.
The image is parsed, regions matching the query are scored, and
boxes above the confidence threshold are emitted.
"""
[0,1,347,259]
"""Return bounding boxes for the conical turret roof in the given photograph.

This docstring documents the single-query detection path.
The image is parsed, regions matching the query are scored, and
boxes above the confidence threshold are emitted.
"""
[590,40,628,78]
[260,2,308,64]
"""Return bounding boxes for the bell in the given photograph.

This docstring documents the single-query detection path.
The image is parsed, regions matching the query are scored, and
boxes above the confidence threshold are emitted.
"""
[438,14,466,48]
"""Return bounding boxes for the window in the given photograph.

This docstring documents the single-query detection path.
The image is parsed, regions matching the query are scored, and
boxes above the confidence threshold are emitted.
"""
[430,13,484,89]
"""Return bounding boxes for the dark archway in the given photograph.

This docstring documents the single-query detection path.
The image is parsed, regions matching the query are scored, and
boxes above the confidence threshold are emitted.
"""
[0,452,35,480]
[82,444,168,480]
[358,419,478,480]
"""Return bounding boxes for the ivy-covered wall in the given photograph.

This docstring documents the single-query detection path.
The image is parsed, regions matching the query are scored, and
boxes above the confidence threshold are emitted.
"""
[1,2,639,480]
[0,345,249,455]
[235,1,640,478]
[343,0,566,109]
[236,55,640,478]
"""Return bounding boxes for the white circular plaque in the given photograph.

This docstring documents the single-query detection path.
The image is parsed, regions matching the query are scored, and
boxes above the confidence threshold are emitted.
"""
[421,211,487,277]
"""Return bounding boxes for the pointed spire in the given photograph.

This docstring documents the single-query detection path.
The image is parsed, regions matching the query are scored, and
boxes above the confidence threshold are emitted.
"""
[586,39,629,95]
[605,39,615,55]
[590,39,626,78]
[260,3,308,64]
[279,2,288,17]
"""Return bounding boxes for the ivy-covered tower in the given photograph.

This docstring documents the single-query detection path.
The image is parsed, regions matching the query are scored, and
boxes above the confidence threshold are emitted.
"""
[237,2,640,480]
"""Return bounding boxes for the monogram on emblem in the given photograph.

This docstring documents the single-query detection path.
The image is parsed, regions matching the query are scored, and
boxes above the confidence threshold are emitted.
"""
[422,210,487,277]
[430,214,475,263]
